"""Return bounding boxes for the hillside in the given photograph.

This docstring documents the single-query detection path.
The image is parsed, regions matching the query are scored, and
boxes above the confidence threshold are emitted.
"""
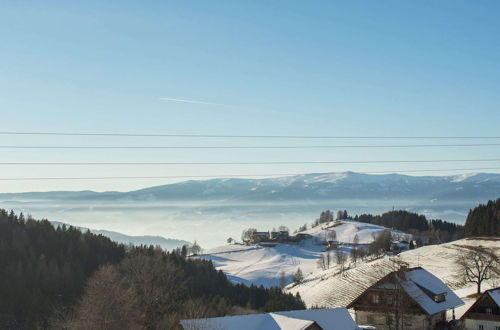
[286,238,500,317]
[51,221,191,251]
[197,220,408,287]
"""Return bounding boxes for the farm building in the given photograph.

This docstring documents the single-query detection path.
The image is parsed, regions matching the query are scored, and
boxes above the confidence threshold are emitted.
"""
[461,287,500,330]
[348,266,463,330]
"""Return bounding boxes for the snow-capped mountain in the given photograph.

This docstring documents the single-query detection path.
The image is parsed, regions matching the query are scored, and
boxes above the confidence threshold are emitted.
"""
[1,172,498,247]
[2,171,499,202]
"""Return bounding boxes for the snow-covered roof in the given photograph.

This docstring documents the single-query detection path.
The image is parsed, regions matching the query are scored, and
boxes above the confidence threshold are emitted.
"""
[487,288,500,307]
[400,268,464,315]
[180,308,357,330]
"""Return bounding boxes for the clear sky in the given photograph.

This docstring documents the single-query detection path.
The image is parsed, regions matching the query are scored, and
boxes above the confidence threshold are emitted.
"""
[1,0,499,192]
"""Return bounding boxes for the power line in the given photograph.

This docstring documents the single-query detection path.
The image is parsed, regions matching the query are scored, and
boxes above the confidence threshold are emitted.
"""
[0,131,499,139]
[1,167,499,180]
[0,143,500,149]
[1,158,500,166]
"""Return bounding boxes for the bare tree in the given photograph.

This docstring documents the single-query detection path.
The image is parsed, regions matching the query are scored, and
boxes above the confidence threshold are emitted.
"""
[335,250,347,273]
[317,254,327,271]
[278,271,287,288]
[326,252,332,269]
[380,258,413,330]
[327,229,337,241]
[293,267,304,284]
[60,265,141,330]
[351,234,361,264]
[455,245,500,294]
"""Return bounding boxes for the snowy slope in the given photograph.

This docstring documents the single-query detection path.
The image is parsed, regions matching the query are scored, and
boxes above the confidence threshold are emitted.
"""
[196,220,406,287]
[286,238,500,318]
[302,219,410,244]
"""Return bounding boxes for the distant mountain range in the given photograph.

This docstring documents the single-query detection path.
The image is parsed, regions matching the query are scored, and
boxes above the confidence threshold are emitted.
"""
[51,221,191,251]
[2,171,499,203]
[1,172,499,247]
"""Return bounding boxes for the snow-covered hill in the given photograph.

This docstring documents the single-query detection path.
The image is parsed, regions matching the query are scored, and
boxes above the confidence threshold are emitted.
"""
[286,238,500,318]
[196,220,408,287]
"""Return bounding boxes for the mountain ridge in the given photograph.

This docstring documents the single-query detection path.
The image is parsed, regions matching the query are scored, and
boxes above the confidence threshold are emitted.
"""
[1,171,498,202]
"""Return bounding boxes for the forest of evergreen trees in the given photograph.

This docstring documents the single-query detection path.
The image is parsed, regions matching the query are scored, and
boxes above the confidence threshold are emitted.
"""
[464,199,500,237]
[352,209,463,243]
[0,209,304,329]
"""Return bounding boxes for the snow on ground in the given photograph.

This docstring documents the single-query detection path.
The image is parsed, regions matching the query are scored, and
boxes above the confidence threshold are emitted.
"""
[286,238,499,319]
[197,240,325,287]
[196,220,407,287]
[302,219,410,244]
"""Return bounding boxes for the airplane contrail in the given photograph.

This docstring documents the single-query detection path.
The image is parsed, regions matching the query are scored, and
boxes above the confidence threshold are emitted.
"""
[159,97,228,106]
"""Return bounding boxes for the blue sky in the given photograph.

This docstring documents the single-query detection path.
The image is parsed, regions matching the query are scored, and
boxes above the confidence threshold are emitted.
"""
[1,1,499,192]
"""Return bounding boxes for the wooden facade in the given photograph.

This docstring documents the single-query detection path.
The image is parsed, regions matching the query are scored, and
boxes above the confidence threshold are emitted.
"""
[461,288,500,330]
[348,267,456,330]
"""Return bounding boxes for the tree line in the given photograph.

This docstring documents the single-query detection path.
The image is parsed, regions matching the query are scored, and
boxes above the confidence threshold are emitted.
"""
[464,199,500,237]
[352,210,463,243]
[0,209,304,329]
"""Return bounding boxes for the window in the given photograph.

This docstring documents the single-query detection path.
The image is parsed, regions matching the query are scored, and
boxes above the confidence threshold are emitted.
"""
[372,294,379,304]
[486,307,492,314]
[478,325,484,330]
[495,326,500,330]
[434,293,445,302]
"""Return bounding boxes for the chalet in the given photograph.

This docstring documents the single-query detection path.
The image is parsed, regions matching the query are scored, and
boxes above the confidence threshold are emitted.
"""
[294,233,313,241]
[271,230,290,241]
[180,308,358,330]
[251,231,270,242]
[461,287,500,330]
[327,240,340,250]
[348,266,463,330]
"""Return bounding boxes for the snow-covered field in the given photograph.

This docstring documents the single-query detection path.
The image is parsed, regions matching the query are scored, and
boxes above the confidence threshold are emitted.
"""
[286,238,499,318]
[198,220,499,320]
[196,220,407,287]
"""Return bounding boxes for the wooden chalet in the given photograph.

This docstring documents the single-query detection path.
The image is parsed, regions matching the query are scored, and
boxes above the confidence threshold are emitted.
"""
[348,266,463,330]
[461,287,500,330]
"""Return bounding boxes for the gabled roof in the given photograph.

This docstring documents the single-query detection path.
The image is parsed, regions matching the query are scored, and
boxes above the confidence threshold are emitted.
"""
[349,267,463,315]
[488,288,500,307]
[400,268,463,315]
[461,287,500,320]
[180,308,357,330]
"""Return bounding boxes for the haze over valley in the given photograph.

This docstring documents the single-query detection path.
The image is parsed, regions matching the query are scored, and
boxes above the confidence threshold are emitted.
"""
[2,171,498,247]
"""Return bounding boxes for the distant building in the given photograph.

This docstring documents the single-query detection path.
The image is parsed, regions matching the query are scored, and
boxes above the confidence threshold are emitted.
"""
[348,266,463,330]
[390,240,410,253]
[461,287,500,330]
[180,308,358,330]
[294,233,313,241]
[271,230,289,241]
[327,240,340,250]
[251,231,270,242]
